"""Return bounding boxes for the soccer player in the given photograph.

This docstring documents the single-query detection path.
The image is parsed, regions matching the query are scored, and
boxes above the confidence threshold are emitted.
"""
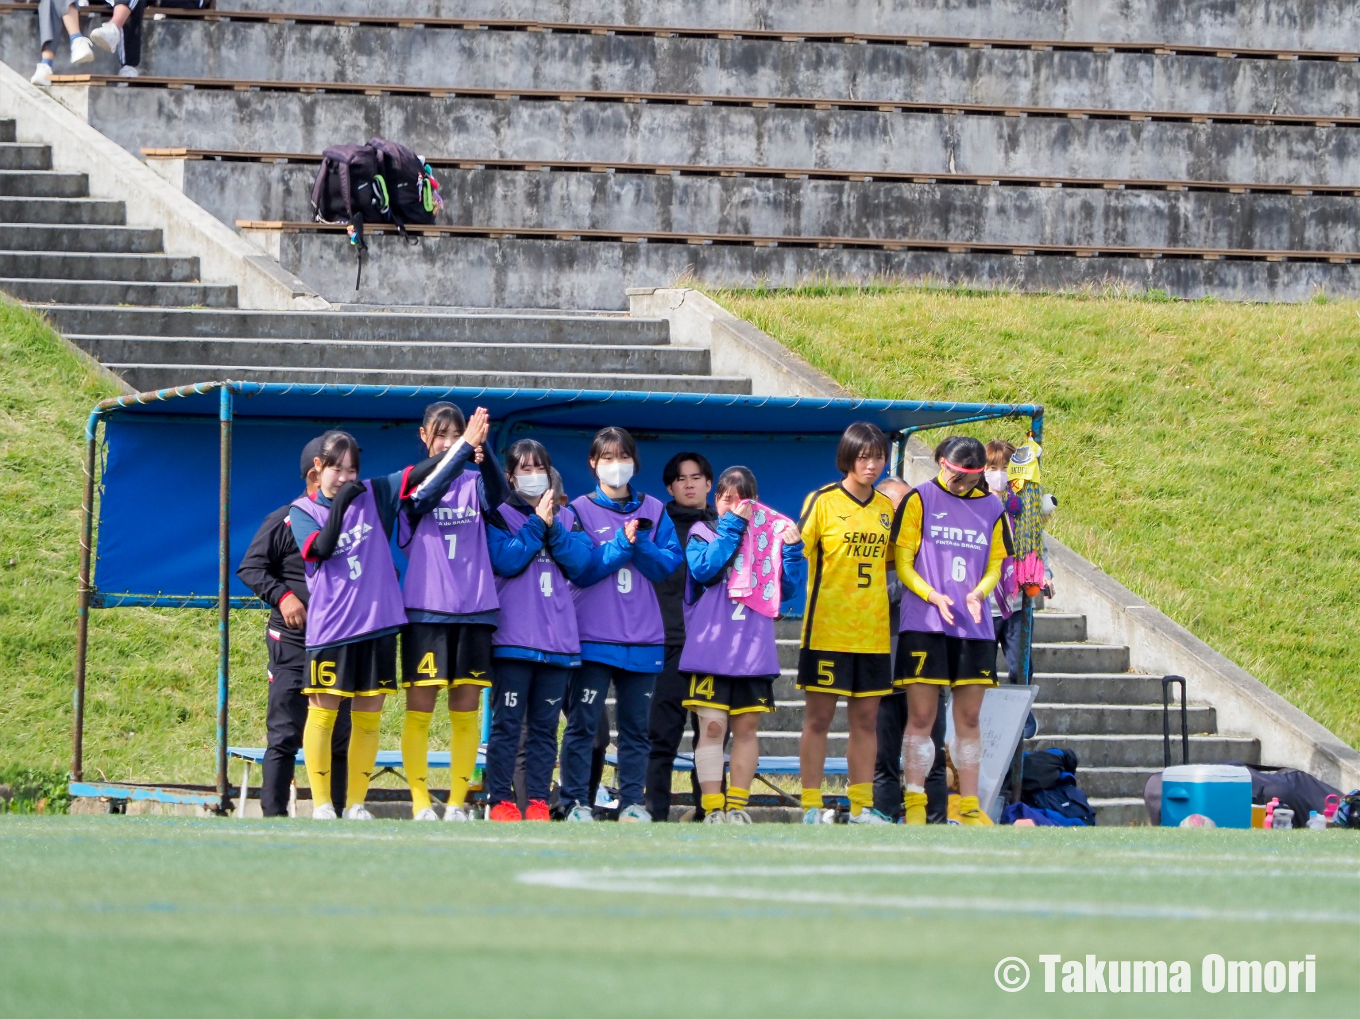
[681,467,805,823]
[646,451,717,822]
[397,403,508,821]
[560,427,683,823]
[483,440,592,821]
[893,436,1010,826]
[236,436,351,816]
[796,422,897,824]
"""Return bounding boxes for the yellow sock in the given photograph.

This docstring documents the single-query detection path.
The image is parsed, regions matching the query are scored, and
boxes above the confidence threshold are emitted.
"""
[801,787,823,811]
[346,710,382,810]
[725,787,750,812]
[448,709,480,811]
[958,794,994,826]
[903,790,928,825]
[302,706,338,808]
[848,782,873,817]
[401,710,433,816]
[701,792,726,813]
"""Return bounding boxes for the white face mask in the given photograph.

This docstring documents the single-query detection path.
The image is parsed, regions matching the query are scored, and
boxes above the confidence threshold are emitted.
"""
[596,461,634,489]
[515,472,550,500]
[985,470,1008,492]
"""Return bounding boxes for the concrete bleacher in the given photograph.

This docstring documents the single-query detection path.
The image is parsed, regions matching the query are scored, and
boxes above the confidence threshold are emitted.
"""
[5,0,1350,305]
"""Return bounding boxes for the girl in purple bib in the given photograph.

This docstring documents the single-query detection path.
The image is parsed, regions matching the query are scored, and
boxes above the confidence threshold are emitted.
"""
[892,436,1009,826]
[289,429,466,821]
[560,427,683,823]
[483,440,594,821]
[680,467,805,823]
[395,402,510,822]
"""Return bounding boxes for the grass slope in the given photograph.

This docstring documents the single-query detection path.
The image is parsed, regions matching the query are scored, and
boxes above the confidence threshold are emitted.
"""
[1,817,1355,1018]
[717,287,1360,749]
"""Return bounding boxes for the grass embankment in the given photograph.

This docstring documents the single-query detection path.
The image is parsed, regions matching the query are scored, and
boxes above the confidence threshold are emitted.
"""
[717,286,1360,749]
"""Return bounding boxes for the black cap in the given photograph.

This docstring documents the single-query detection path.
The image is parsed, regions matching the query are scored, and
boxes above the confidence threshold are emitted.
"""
[300,436,325,479]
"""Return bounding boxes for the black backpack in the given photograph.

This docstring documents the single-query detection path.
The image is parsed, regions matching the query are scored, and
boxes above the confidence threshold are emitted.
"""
[309,139,441,288]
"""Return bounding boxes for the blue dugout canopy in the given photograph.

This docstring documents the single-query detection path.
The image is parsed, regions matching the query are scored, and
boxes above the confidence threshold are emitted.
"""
[88,382,1044,609]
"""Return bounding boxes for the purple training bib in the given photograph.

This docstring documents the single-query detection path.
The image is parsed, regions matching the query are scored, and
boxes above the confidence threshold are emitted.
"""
[399,468,498,616]
[292,483,408,648]
[898,482,1004,641]
[492,504,580,655]
[570,493,666,646]
[678,521,779,677]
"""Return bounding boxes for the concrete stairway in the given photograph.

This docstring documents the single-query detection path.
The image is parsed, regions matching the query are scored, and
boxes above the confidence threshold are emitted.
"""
[0,118,748,393]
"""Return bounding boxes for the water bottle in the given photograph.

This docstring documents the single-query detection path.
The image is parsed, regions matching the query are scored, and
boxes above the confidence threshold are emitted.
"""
[1306,810,1328,830]
[1272,806,1294,830]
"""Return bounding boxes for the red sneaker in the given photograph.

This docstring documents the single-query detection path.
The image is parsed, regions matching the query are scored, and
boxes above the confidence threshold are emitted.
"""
[524,799,551,821]
[489,801,522,822]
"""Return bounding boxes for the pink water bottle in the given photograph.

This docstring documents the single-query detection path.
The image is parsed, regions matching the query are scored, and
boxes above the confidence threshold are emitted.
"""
[1263,797,1279,829]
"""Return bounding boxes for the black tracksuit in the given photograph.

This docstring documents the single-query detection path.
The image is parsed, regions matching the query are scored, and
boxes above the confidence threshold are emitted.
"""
[237,503,351,816]
[644,501,719,821]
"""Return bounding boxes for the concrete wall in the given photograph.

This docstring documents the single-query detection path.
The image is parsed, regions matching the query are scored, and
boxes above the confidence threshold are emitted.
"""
[247,230,1360,308]
[58,86,1360,187]
[176,160,1360,253]
[216,0,1360,52]
[6,14,1354,117]
[0,64,324,311]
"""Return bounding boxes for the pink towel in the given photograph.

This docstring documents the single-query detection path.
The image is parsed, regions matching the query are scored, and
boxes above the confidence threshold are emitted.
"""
[727,501,793,618]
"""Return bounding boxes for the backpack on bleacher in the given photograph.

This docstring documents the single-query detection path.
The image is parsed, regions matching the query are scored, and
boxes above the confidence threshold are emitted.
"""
[367,138,441,228]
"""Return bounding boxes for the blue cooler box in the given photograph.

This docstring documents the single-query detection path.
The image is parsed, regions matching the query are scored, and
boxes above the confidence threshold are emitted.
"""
[1161,764,1252,828]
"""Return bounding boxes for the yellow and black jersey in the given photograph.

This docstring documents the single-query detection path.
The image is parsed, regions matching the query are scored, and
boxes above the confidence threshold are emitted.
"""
[798,483,895,654]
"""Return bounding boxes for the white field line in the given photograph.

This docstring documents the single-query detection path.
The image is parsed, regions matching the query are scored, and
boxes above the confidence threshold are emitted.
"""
[517,866,1360,925]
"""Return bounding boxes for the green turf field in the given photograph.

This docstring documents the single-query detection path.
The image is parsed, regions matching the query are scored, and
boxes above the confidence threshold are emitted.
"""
[1,817,1355,1018]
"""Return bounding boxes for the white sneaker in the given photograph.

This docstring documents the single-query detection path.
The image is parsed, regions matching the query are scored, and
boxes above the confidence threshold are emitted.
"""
[703,809,727,825]
[849,807,894,825]
[443,805,470,822]
[90,23,122,55]
[342,804,375,820]
[117,64,139,78]
[69,36,95,65]
[802,806,824,824]
[31,63,54,86]
[618,804,652,824]
[311,803,337,820]
[565,804,595,822]
[413,807,440,821]
[726,809,752,825]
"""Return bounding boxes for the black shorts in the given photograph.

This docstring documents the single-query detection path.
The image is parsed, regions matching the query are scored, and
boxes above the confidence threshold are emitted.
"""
[893,631,998,687]
[796,649,893,699]
[681,673,775,715]
[305,633,398,698]
[266,628,306,694]
[401,622,495,689]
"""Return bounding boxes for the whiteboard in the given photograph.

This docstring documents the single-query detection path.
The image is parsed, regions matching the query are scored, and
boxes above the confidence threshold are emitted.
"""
[945,684,1041,821]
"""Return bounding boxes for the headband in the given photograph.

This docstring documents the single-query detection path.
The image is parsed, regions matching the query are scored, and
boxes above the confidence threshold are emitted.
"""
[941,458,985,474]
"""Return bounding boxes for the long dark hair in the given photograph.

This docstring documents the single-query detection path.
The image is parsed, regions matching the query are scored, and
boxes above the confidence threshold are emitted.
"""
[421,402,465,444]
[315,430,361,473]
[506,438,552,476]
[934,435,987,492]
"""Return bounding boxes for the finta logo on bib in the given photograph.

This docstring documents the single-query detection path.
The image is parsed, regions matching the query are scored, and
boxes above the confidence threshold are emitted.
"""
[433,505,477,523]
[929,524,989,549]
[334,521,373,551]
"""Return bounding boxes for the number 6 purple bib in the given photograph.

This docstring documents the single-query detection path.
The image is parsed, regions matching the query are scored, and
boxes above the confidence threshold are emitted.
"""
[897,483,1004,642]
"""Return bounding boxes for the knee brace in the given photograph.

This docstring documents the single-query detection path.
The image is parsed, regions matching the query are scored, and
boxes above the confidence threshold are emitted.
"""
[901,733,935,780]
[951,736,983,771]
[693,743,725,785]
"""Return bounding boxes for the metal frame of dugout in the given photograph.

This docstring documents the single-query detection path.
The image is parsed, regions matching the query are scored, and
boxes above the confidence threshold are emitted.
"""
[67,380,1043,814]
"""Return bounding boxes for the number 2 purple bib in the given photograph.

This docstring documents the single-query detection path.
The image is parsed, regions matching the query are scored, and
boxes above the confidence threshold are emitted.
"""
[492,504,580,655]
[570,493,666,646]
[897,482,1004,642]
[399,468,498,616]
[678,521,779,677]
[291,483,408,649]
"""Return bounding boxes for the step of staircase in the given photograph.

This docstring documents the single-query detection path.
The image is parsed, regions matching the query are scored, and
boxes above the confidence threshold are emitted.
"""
[0,224,164,254]
[0,197,125,225]
[0,143,51,171]
[0,251,203,284]
[0,170,89,198]
[1,279,238,308]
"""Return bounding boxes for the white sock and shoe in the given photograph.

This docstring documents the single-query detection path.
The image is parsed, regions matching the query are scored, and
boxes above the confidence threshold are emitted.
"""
[413,807,440,821]
[725,809,752,824]
[69,36,94,65]
[618,804,652,823]
[565,804,595,822]
[703,809,727,825]
[849,807,894,825]
[311,803,337,820]
[31,62,54,85]
[90,22,122,55]
[117,65,139,78]
[443,805,470,822]
[342,804,374,820]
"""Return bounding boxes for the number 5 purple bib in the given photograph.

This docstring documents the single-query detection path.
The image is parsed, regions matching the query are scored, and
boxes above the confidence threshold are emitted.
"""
[678,521,779,677]
[570,493,666,646]
[291,483,408,649]
[897,482,1004,642]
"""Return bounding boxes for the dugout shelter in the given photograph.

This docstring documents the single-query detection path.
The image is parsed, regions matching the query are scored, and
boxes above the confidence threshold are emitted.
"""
[69,381,1044,812]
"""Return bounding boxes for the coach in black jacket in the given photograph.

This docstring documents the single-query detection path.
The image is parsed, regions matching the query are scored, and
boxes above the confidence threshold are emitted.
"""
[236,438,351,816]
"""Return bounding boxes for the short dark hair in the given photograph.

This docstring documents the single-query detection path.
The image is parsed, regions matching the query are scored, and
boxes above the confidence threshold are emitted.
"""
[835,421,889,475]
[506,438,552,476]
[315,430,361,474]
[662,451,713,487]
[588,426,638,467]
[421,401,465,441]
[715,465,757,502]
